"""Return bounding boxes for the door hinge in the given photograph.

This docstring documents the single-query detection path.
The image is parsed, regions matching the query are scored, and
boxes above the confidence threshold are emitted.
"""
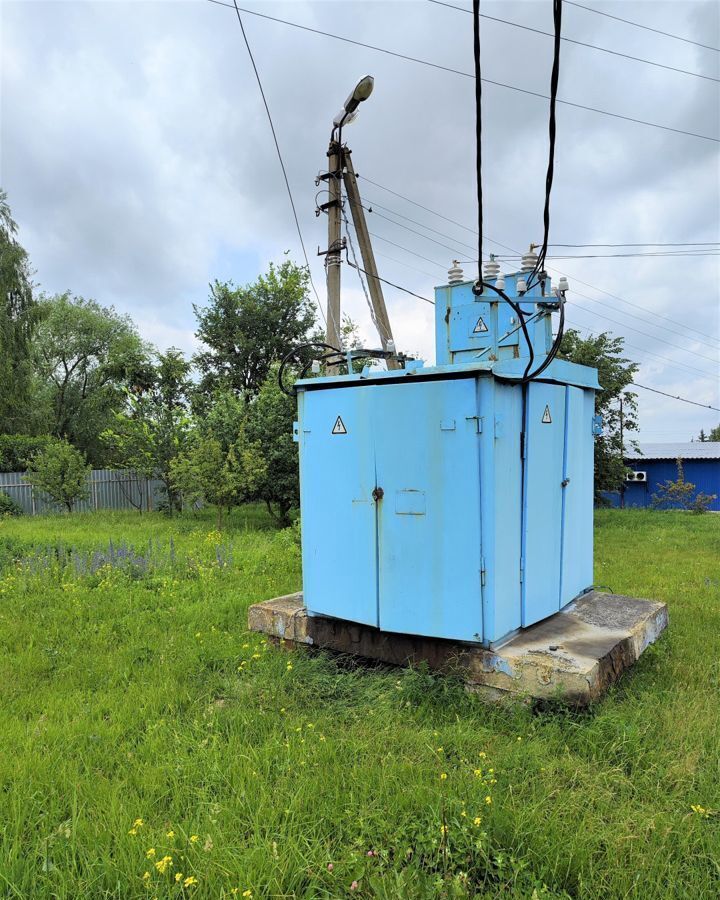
[519,559,524,583]
[480,557,486,587]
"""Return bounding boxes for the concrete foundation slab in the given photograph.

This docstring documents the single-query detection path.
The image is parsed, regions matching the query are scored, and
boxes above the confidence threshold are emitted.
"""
[248,591,668,706]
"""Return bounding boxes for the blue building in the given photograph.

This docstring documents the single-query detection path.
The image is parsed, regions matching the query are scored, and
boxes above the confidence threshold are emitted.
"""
[613,442,720,511]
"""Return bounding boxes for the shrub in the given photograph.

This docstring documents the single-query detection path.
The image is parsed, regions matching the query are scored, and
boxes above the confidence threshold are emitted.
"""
[25,440,91,512]
[651,458,717,514]
[0,491,22,516]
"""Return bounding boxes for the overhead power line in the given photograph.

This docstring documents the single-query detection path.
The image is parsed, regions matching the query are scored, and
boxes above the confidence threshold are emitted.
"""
[206,0,720,143]
[565,0,720,54]
[428,0,720,83]
[549,242,720,248]
[632,382,720,412]
[355,174,720,348]
[226,0,326,327]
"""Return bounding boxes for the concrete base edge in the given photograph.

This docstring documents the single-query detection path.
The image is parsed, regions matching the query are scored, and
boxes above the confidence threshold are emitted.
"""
[248,591,668,706]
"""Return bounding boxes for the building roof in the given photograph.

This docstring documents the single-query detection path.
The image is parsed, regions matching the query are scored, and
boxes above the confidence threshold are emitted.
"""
[625,442,720,461]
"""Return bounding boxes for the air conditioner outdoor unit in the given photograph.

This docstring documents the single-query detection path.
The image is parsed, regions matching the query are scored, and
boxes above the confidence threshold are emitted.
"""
[626,470,647,483]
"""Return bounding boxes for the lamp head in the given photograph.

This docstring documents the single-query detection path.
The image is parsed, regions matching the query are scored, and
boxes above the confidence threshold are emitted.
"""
[336,75,374,126]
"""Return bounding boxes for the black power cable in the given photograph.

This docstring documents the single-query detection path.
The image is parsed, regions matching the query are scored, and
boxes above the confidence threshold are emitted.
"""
[527,0,563,293]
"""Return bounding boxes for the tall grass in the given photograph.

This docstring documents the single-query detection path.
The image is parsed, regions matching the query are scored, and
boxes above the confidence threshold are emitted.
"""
[0,508,717,898]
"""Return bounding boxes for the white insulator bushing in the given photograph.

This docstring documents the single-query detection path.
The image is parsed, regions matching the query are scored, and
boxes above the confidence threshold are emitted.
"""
[558,276,569,292]
[496,272,505,291]
[447,260,464,284]
[521,245,538,273]
[483,257,500,279]
[311,359,321,374]
[516,277,528,294]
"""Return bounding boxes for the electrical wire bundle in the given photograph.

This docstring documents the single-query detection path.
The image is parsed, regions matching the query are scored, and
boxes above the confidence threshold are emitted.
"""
[278,341,401,396]
[472,0,566,384]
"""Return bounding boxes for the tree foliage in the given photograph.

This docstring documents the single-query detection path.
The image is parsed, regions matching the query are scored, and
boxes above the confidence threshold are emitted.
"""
[33,293,152,464]
[244,366,299,525]
[102,349,192,512]
[25,440,90,512]
[193,260,318,401]
[651,458,717,514]
[0,190,38,434]
[559,329,639,498]
[0,434,54,472]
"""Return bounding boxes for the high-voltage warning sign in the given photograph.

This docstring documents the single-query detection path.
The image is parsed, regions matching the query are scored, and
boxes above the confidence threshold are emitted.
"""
[473,316,489,333]
[331,416,347,435]
[542,405,552,424]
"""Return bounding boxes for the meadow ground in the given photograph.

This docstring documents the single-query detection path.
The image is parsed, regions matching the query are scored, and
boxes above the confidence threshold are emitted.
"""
[0,508,718,899]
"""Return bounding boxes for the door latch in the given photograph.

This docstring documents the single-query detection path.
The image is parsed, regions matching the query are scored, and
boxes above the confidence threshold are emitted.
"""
[372,486,384,502]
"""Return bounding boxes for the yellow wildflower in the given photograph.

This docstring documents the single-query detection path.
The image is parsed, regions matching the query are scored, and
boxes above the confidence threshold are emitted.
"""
[154,855,173,874]
[184,876,198,887]
[175,872,184,883]
[133,818,144,828]
[189,835,199,844]
[128,828,138,836]
[142,871,151,881]
[473,816,482,826]
[691,804,710,818]
[460,810,467,817]
[478,751,486,759]
[166,830,175,839]
[440,824,448,836]
[473,769,482,777]
[440,772,448,780]
[485,795,492,805]
[146,848,156,858]
[286,663,293,671]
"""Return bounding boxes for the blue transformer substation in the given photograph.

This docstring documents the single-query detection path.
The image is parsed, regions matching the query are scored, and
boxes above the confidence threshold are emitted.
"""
[294,267,601,648]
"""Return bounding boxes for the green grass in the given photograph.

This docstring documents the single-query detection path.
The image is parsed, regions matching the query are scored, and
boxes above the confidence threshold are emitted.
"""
[0,507,718,899]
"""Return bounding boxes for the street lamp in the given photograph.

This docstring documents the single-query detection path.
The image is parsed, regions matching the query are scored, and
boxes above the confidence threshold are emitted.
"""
[333,75,374,129]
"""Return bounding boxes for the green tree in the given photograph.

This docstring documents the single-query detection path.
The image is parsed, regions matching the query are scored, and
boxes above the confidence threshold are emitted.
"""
[102,349,191,512]
[708,425,720,442]
[652,458,717,514]
[0,190,38,434]
[25,440,90,512]
[559,329,639,500]
[244,366,299,525]
[170,430,266,527]
[33,293,152,464]
[193,260,318,401]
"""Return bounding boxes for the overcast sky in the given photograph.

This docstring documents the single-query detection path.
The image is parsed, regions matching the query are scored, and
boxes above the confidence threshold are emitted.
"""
[2,0,719,440]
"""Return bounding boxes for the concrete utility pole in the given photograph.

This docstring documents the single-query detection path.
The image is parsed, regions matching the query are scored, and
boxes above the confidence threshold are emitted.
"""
[325,139,343,361]
[342,150,400,370]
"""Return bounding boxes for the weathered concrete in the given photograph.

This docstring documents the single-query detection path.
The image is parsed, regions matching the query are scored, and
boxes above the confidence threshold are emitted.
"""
[248,591,668,706]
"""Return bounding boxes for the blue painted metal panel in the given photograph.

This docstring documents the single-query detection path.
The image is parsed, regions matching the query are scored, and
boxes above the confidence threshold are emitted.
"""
[374,379,483,642]
[477,378,523,644]
[561,388,595,604]
[297,387,378,627]
[522,383,566,625]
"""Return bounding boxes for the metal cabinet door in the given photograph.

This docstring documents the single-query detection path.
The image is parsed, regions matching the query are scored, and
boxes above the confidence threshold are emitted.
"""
[298,386,379,627]
[373,378,484,641]
[560,387,595,604]
[522,383,566,625]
